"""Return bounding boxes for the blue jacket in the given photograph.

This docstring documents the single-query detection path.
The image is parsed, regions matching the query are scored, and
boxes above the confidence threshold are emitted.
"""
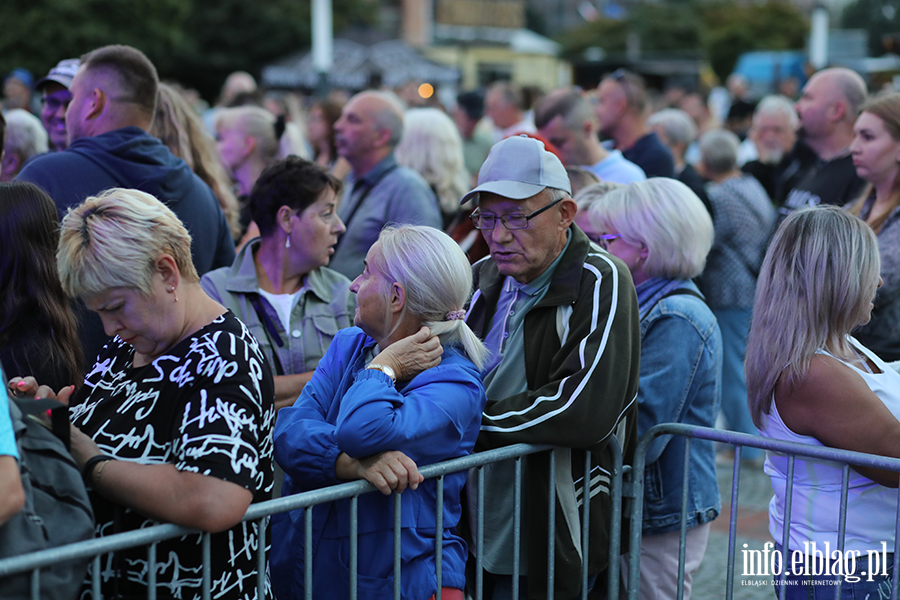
[271,328,486,600]
[636,278,722,535]
[16,126,235,275]
[16,126,236,364]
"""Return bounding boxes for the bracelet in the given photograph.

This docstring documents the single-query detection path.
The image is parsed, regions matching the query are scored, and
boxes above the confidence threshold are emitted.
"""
[82,455,116,486]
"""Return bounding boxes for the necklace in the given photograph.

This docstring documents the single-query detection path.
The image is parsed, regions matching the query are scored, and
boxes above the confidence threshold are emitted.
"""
[851,345,874,374]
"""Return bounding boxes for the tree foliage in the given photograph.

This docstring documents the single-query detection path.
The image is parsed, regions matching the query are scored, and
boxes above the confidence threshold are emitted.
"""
[0,0,377,101]
[842,0,900,56]
[560,0,808,82]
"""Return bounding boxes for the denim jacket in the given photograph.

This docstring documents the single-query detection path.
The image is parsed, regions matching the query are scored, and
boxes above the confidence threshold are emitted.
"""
[636,278,722,535]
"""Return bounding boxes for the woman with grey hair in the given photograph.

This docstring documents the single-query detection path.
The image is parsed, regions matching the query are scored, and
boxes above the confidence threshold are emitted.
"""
[585,178,721,600]
[698,128,776,462]
[272,225,488,600]
[747,206,900,595]
[648,108,713,217]
[10,187,275,600]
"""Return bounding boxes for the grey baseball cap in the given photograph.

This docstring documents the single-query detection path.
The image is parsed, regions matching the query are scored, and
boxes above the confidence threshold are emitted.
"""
[35,58,80,91]
[460,134,571,205]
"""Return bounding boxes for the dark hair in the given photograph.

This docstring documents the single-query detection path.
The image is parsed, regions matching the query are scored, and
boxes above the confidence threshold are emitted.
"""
[0,111,5,146]
[534,88,588,130]
[311,98,344,161]
[249,157,343,236]
[0,182,84,387]
[81,45,159,117]
[456,91,484,121]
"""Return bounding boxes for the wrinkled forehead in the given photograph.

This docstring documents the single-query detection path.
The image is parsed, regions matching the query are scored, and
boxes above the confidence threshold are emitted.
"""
[477,190,547,213]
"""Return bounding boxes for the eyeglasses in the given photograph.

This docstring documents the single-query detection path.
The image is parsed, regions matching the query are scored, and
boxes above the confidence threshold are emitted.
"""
[590,233,623,249]
[41,96,71,112]
[470,197,563,230]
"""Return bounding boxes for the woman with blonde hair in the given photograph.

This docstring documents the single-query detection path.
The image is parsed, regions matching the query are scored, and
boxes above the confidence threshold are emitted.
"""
[12,187,274,600]
[272,224,487,600]
[585,178,720,600]
[848,92,900,360]
[151,82,242,241]
[395,107,469,226]
[746,205,900,596]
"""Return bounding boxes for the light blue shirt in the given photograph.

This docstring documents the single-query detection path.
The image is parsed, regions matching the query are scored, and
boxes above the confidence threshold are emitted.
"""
[585,150,646,184]
[0,366,19,459]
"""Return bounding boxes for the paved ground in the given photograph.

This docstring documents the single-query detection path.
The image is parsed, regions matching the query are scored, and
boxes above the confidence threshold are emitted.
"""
[691,457,776,600]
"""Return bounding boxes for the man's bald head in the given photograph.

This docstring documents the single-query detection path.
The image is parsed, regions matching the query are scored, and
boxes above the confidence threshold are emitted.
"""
[354,90,405,147]
[334,90,406,174]
[814,68,868,122]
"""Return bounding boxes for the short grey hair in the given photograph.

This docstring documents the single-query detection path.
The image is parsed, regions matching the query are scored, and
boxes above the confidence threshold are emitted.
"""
[647,108,697,146]
[753,95,799,130]
[3,109,48,160]
[586,178,713,279]
[699,128,740,176]
[357,90,405,148]
[58,188,198,299]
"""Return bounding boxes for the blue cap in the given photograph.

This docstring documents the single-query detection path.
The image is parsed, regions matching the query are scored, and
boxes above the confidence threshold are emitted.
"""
[460,135,571,205]
[5,68,33,89]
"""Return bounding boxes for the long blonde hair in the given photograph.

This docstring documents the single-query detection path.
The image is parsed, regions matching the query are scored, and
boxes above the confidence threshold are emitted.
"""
[847,93,900,233]
[745,206,880,427]
[395,108,469,219]
[151,83,241,240]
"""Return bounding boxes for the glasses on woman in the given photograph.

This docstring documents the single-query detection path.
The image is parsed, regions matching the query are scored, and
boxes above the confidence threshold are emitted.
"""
[590,233,623,249]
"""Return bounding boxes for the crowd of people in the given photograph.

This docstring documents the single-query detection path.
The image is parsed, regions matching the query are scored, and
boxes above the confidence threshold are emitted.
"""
[2,42,900,600]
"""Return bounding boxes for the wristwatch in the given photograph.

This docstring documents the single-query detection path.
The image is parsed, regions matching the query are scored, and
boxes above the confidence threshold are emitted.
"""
[365,363,397,383]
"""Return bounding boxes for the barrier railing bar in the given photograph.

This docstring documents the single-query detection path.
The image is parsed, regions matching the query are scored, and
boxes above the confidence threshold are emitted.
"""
[201,532,210,600]
[834,465,851,600]
[547,448,557,600]
[304,505,312,600]
[148,541,157,600]
[256,517,266,600]
[92,554,101,600]
[394,491,402,600]
[777,455,795,600]
[513,457,522,600]
[350,495,358,600]
[607,439,624,600]
[676,438,690,600]
[893,489,900,599]
[581,451,591,600]
[435,474,444,600]
[476,466,484,600]
[29,567,38,600]
[0,444,553,581]
[724,445,741,600]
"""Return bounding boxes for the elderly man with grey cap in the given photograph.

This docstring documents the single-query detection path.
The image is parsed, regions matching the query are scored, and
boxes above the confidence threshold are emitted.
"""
[463,135,641,600]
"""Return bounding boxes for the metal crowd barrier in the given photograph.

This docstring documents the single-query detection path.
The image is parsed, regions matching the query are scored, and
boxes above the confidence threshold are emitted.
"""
[0,438,626,600]
[627,423,900,600]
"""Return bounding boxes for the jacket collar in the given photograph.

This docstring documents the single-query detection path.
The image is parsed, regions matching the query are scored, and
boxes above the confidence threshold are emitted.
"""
[223,237,331,302]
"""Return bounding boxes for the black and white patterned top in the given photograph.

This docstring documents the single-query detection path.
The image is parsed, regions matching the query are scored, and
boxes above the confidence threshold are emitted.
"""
[70,311,275,600]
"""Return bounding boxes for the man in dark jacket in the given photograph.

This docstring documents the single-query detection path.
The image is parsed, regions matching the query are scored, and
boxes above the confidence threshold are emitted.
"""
[463,135,641,600]
[17,45,235,362]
